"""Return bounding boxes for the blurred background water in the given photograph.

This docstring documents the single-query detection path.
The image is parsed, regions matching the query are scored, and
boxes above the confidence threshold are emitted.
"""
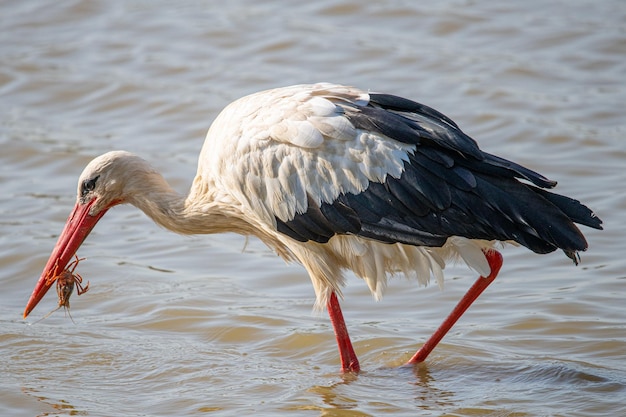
[1,1,624,416]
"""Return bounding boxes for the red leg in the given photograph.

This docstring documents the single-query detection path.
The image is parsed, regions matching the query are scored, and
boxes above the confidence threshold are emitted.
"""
[327,291,360,373]
[407,249,503,364]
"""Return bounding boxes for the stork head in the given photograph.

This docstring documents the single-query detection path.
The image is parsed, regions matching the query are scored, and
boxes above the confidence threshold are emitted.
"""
[23,151,151,318]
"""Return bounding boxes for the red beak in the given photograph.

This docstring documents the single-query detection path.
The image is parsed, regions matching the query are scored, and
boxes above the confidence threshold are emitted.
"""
[23,199,109,318]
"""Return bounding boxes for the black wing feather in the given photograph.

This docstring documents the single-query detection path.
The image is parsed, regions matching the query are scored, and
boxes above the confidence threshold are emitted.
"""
[276,92,603,261]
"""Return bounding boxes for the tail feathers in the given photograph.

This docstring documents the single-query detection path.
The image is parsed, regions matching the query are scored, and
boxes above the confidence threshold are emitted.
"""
[473,175,602,262]
[533,187,603,231]
[532,187,602,265]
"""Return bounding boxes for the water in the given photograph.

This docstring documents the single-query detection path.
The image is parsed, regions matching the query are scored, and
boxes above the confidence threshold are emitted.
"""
[1,1,625,415]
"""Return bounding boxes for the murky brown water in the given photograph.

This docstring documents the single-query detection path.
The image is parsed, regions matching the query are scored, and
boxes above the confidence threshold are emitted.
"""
[1,1,625,416]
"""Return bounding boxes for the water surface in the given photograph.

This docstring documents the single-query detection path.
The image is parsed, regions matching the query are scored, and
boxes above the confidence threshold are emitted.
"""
[1,1,624,416]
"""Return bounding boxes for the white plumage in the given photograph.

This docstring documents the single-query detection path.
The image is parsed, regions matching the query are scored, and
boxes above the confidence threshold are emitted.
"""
[195,83,487,305]
[24,82,601,372]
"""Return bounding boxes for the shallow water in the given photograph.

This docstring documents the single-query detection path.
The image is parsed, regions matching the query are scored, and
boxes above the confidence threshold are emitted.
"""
[1,1,625,416]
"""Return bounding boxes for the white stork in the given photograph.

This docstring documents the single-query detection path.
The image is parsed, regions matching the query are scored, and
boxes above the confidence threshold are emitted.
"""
[23,83,602,372]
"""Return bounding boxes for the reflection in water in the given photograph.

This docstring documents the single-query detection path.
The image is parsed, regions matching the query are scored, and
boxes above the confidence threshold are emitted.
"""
[290,356,626,415]
[407,364,456,412]
[287,365,449,415]
[314,372,359,405]
[301,372,368,416]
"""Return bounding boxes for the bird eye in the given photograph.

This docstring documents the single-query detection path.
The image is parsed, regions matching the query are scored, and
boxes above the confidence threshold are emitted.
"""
[81,176,99,196]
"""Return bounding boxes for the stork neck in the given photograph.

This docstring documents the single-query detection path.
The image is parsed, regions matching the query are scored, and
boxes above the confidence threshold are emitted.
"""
[133,190,188,234]
[126,175,251,237]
